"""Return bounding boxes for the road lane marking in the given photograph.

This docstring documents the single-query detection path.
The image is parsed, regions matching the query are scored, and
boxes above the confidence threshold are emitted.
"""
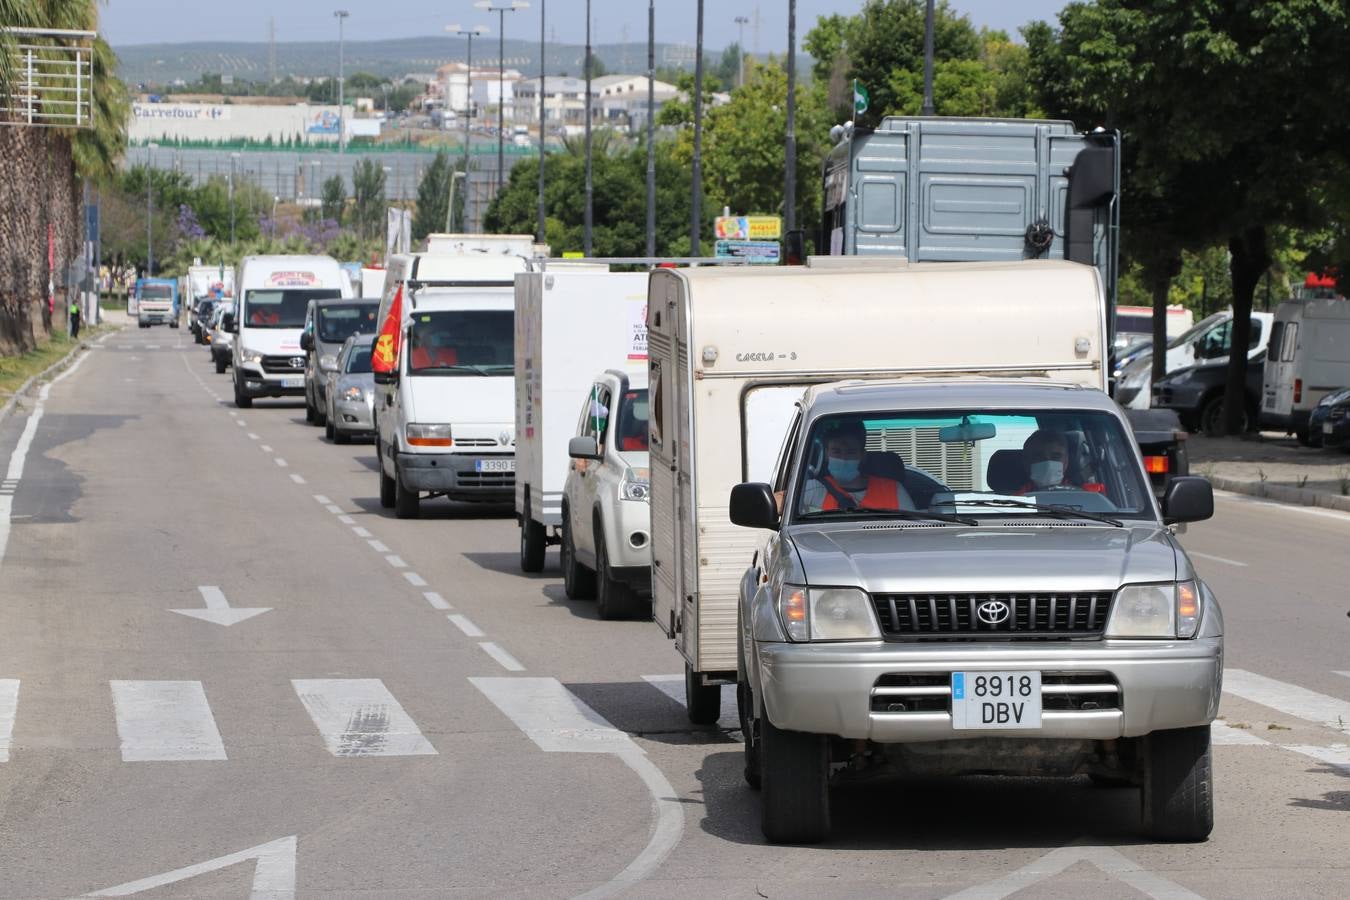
[448,614,484,638]
[260,444,272,452]
[1284,743,1350,775]
[313,494,332,505]
[82,835,296,899]
[110,681,227,762]
[289,473,306,484]
[1335,671,1350,681]
[1211,720,1269,745]
[403,572,427,587]
[471,677,684,899]
[291,679,437,757]
[941,844,1204,900]
[236,420,246,427]
[0,679,18,762]
[1187,551,1248,568]
[351,526,372,538]
[367,539,390,553]
[247,432,259,440]
[642,674,739,727]
[169,585,272,627]
[325,504,342,514]
[1215,490,1350,524]
[384,554,407,568]
[274,458,288,468]
[1224,669,1350,735]
[337,515,355,524]
[479,642,525,672]
[424,591,451,610]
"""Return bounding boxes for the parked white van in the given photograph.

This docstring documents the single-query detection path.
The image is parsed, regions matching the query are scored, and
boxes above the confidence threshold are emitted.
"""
[229,255,349,408]
[1261,298,1350,443]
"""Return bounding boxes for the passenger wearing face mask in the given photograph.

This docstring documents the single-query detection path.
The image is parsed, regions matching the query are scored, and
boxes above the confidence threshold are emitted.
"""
[1015,429,1102,494]
[800,419,915,513]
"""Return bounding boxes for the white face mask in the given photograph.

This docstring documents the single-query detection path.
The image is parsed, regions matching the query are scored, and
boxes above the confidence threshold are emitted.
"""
[1028,460,1064,488]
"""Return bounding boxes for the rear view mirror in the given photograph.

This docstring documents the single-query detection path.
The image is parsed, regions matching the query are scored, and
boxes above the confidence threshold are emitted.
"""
[938,418,996,443]
[1162,476,1214,525]
[729,482,779,531]
[300,332,314,351]
[221,313,236,333]
[568,435,601,460]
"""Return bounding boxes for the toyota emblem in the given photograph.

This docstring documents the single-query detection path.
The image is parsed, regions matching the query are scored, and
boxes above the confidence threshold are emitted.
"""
[976,600,1011,625]
[290,357,305,368]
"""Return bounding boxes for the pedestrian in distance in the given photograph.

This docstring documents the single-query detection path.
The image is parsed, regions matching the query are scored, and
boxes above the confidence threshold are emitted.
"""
[68,298,81,340]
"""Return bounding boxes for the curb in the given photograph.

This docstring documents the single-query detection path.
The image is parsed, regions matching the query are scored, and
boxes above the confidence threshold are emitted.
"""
[1210,474,1350,514]
[0,326,117,424]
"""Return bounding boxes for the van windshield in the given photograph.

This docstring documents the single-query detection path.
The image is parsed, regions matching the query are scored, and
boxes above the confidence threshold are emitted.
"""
[407,310,513,375]
[244,289,340,328]
[792,409,1155,523]
[318,304,378,342]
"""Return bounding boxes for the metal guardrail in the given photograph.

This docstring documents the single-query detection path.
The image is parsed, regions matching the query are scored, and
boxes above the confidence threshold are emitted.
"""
[0,28,95,129]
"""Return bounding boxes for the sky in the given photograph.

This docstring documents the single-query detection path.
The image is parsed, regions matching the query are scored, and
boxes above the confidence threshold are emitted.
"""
[101,1,1067,50]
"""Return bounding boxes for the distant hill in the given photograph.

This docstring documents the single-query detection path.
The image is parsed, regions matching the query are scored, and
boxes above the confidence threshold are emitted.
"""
[112,36,735,86]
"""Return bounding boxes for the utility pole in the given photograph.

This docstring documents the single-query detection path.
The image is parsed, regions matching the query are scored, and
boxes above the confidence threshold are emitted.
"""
[334,10,349,152]
[645,0,655,258]
[146,145,157,277]
[230,152,239,242]
[734,16,749,88]
[583,0,593,255]
[537,0,546,244]
[690,0,705,256]
[784,0,796,235]
[921,0,935,115]
[447,24,489,230]
[475,1,529,203]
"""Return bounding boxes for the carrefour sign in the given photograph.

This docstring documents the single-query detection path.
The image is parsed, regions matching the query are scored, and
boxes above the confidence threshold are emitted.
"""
[133,103,231,121]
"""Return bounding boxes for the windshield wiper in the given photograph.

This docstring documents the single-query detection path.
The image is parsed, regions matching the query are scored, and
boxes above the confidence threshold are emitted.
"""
[797,507,979,526]
[952,499,1124,527]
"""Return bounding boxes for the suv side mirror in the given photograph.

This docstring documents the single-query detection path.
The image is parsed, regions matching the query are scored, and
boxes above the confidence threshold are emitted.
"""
[568,435,601,460]
[222,313,236,333]
[729,482,779,531]
[1162,476,1213,525]
[300,332,314,352]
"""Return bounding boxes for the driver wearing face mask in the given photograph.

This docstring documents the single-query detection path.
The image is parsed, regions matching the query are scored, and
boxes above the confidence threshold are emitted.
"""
[1015,429,1103,494]
[800,419,915,513]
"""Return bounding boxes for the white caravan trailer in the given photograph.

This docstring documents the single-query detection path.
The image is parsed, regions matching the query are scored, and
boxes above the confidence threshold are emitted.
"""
[424,233,541,257]
[647,259,1108,718]
[514,268,649,569]
[1261,298,1350,442]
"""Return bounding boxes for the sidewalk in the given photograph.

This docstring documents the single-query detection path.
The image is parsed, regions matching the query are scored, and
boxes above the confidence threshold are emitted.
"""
[1187,431,1350,512]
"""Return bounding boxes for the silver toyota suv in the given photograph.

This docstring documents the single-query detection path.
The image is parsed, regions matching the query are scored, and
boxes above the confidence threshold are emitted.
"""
[730,380,1220,845]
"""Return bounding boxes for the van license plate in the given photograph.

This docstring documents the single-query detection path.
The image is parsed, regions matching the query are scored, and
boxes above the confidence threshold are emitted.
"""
[282,377,303,389]
[951,671,1042,730]
[476,458,514,473]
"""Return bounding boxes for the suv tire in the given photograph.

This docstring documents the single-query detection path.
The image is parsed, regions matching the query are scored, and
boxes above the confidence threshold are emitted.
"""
[560,507,595,600]
[520,504,546,573]
[233,378,252,409]
[760,713,830,844]
[394,461,420,519]
[595,525,640,620]
[377,438,396,509]
[685,663,722,725]
[1141,725,1213,842]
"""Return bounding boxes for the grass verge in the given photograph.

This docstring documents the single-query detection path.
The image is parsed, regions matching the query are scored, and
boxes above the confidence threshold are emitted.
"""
[0,325,109,400]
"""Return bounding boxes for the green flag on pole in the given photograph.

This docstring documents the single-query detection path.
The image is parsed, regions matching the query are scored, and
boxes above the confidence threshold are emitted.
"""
[853,79,870,116]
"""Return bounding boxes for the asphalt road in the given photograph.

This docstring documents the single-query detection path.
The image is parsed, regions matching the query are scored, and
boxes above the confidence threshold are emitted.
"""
[0,326,1347,898]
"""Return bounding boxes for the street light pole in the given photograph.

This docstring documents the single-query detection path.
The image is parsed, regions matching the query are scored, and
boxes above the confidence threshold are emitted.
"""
[536,0,546,244]
[475,1,529,203]
[334,10,349,153]
[230,152,239,242]
[734,15,749,88]
[583,0,592,255]
[921,0,935,116]
[447,24,489,231]
[784,0,797,235]
[146,145,157,277]
[690,0,704,255]
[645,0,655,258]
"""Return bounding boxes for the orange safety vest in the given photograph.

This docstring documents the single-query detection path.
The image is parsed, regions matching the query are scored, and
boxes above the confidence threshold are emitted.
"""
[821,475,901,511]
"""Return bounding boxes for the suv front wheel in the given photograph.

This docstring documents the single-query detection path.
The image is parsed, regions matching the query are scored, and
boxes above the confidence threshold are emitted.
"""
[760,713,830,844]
[595,521,640,620]
[1141,725,1213,842]
[560,505,594,600]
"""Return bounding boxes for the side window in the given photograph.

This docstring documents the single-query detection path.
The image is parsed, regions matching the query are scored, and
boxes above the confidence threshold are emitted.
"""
[773,410,803,492]
[1268,321,1284,361]
[1250,317,1265,350]
[593,385,613,448]
[1280,322,1298,361]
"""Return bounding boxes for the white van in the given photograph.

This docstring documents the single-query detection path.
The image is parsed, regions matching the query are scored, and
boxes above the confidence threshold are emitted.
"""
[1261,298,1350,442]
[373,253,528,518]
[1116,310,1274,410]
[647,258,1109,720]
[229,255,348,408]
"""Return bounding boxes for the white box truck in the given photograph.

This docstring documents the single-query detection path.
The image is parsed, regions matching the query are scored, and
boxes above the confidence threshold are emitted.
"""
[647,258,1109,721]
[1260,297,1350,443]
[513,268,649,570]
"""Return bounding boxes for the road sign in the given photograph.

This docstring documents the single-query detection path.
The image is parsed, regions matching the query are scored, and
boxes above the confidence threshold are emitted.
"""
[714,216,782,241]
[714,239,780,265]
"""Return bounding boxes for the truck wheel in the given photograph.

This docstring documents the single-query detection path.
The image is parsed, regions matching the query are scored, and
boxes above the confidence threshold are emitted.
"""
[214,356,226,375]
[740,681,761,789]
[560,508,594,600]
[519,508,546,573]
[595,529,639,620]
[233,379,252,409]
[394,462,420,519]
[1141,725,1213,842]
[760,713,830,844]
[325,417,336,442]
[685,663,722,726]
[377,439,396,509]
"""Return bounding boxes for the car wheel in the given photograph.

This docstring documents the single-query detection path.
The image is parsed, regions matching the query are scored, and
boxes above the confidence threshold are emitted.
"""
[1141,725,1213,842]
[560,506,594,600]
[685,662,722,726]
[1296,427,1316,447]
[595,526,640,620]
[1200,395,1246,436]
[315,394,327,426]
[760,712,830,844]
[394,460,420,519]
[740,681,761,789]
[519,504,546,573]
[325,416,336,442]
[305,394,318,424]
[233,378,252,409]
[214,356,226,374]
[377,439,396,509]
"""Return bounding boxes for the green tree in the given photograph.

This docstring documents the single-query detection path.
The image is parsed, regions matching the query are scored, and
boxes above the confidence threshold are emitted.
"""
[321,174,346,226]
[345,71,385,94]
[412,151,452,241]
[350,159,386,240]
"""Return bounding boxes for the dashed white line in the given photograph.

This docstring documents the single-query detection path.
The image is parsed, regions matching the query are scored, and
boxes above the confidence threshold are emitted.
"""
[326,504,342,515]
[368,540,390,553]
[403,572,427,587]
[274,458,288,468]
[423,591,451,610]
[0,680,18,762]
[313,495,332,505]
[289,474,306,484]
[337,515,355,525]
[236,420,246,427]
[247,433,259,440]
[448,614,484,638]
[1188,551,1248,568]
[384,554,407,569]
[351,526,372,538]
[260,445,272,452]
[479,642,525,672]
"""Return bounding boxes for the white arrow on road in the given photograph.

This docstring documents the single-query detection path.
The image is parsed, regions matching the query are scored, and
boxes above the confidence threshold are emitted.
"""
[169,586,272,627]
[83,834,296,898]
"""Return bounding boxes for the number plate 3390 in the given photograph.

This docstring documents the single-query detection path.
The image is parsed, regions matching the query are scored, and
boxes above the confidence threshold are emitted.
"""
[951,671,1042,730]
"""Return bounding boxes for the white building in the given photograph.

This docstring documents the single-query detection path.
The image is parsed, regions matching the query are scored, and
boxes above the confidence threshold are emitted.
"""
[592,75,680,128]
[438,62,525,126]
[513,76,596,134]
[128,100,355,144]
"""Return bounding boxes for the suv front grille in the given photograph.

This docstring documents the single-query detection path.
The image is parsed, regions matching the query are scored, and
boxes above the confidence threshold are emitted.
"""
[261,355,306,374]
[871,592,1114,641]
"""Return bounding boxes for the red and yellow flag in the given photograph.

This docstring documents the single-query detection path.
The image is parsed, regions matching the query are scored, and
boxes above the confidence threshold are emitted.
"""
[372,285,402,374]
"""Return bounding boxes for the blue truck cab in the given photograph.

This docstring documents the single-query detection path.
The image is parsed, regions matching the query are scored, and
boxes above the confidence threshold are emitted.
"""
[134,277,180,328]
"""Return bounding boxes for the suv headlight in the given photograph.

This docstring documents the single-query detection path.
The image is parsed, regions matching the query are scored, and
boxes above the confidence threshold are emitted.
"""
[319,353,339,372]
[621,466,650,502]
[777,585,880,642]
[237,346,263,365]
[406,423,452,447]
[1107,581,1201,638]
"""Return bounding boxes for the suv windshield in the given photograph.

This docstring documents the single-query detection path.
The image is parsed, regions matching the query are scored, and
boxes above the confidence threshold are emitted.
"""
[244,289,340,328]
[318,304,377,343]
[791,408,1155,522]
[407,310,513,375]
[346,346,373,374]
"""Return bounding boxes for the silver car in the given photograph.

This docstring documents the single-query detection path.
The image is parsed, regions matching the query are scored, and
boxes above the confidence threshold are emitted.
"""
[209,302,235,374]
[730,380,1220,845]
[324,333,375,444]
